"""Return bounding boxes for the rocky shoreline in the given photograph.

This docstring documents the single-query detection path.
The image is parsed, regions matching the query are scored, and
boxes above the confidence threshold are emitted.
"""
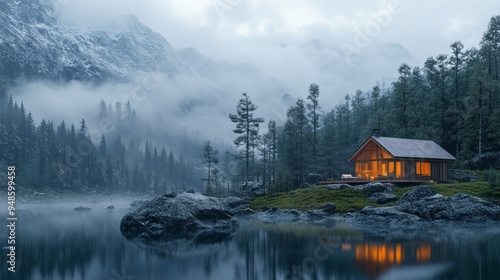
[119,185,500,245]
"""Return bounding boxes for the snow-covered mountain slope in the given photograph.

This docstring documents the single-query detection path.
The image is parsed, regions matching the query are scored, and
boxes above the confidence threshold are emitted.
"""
[0,0,190,83]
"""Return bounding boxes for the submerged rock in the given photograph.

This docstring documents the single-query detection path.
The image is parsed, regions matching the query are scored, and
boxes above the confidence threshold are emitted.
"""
[256,204,338,224]
[256,207,305,223]
[120,191,239,243]
[74,206,92,212]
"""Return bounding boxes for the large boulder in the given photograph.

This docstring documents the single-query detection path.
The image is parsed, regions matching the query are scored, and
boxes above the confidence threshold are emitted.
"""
[448,169,478,182]
[220,197,249,208]
[368,192,397,204]
[220,197,254,216]
[256,207,304,223]
[397,185,436,204]
[348,206,421,229]
[397,193,500,222]
[327,184,351,191]
[321,203,337,215]
[361,182,390,196]
[120,191,239,243]
[464,151,500,170]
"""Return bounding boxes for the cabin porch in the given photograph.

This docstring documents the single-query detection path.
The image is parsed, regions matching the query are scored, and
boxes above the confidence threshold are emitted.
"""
[318,179,433,186]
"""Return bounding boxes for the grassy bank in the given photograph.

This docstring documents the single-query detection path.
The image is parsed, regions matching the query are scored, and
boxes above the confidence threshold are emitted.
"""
[250,182,500,214]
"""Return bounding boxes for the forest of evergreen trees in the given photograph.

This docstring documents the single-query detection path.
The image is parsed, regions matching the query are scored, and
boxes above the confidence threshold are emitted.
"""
[215,15,500,194]
[1,16,499,196]
[0,95,201,194]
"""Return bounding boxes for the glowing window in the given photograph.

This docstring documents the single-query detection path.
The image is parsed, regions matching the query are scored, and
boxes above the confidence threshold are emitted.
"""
[416,162,431,176]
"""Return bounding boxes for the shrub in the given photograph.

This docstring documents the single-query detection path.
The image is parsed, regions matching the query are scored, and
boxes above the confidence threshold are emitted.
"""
[486,168,500,188]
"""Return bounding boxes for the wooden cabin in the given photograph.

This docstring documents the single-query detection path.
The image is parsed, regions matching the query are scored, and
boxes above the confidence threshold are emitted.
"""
[349,136,455,182]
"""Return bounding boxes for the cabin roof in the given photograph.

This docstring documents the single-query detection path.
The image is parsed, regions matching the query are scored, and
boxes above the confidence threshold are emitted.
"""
[349,136,456,161]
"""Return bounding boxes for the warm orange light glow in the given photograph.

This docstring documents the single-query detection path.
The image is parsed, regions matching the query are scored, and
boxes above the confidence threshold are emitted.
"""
[355,243,405,276]
[355,243,433,277]
[416,162,431,176]
[355,161,405,179]
[395,244,402,264]
[416,244,431,262]
[342,243,352,251]
[388,249,394,263]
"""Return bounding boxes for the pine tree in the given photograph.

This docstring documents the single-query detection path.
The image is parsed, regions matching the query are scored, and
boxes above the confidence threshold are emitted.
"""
[202,141,219,196]
[78,119,88,140]
[99,135,107,157]
[229,92,264,184]
[99,99,107,119]
[307,83,321,173]
[286,99,309,186]
[143,142,152,187]
[106,158,114,193]
[392,63,412,137]
[449,41,465,158]
[371,85,381,129]
[267,120,277,188]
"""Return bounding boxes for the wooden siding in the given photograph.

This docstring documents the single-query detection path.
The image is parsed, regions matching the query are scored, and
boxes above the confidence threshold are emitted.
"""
[349,137,453,182]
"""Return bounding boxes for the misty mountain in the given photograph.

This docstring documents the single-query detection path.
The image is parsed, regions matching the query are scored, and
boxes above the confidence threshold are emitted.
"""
[177,47,259,79]
[300,39,415,88]
[0,0,190,84]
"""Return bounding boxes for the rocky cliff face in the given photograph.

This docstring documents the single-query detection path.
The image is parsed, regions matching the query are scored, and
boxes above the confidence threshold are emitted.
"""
[0,0,190,83]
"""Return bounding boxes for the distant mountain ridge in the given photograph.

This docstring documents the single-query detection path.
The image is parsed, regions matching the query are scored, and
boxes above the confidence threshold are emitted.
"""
[177,47,259,79]
[0,0,190,83]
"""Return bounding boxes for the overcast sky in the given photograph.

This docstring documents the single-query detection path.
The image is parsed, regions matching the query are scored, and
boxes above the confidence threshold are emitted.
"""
[57,0,499,63]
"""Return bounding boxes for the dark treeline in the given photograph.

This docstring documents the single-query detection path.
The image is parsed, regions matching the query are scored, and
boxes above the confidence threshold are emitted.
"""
[216,15,500,194]
[0,96,200,194]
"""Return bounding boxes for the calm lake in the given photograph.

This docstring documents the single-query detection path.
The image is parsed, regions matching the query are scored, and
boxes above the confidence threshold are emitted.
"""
[1,202,500,280]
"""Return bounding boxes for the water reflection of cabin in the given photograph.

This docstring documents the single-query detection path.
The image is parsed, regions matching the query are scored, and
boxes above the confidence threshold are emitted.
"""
[349,136,455,182]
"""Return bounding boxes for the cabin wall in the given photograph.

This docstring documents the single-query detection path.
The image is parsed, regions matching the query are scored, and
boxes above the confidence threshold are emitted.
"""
[430,162,449,182]
[431,162,440,181]
[405,160,415,180]
[353,160,450,181]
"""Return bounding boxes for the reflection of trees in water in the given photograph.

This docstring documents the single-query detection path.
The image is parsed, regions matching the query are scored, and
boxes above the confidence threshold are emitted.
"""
[3,211,500,280]
[232,222,368,280]
[232,222,500,280]
[448,238,500,280]
[1,210,127,280]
